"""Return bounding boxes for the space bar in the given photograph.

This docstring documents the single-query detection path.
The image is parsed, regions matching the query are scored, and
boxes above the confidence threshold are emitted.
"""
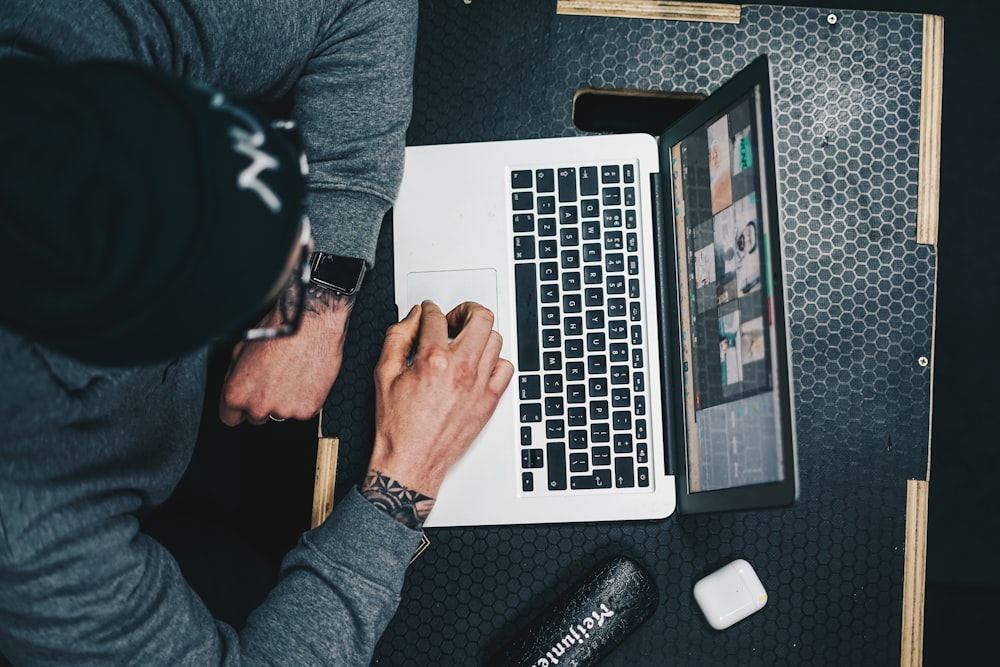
[514,263,540,371]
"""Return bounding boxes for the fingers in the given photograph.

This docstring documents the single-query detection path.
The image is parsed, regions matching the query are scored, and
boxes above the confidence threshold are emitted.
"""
[377,303,423,372]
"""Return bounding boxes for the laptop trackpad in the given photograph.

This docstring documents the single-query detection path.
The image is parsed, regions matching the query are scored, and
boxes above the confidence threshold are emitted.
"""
[405,269,500,327]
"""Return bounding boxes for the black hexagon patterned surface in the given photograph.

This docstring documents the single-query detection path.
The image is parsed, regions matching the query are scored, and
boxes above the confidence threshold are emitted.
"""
[323,2,936,664]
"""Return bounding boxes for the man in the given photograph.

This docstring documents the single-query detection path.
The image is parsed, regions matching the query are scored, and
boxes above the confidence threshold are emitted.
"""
[0,0,417,425]
[0,8,514,667]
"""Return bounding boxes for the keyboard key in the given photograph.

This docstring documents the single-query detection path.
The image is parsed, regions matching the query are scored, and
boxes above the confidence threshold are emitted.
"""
[539,239,558,258]
[541,306,560,327]
[581,199,600,218]
[634,394,646,415]
[566,362,584,381]
[606,276,625,294]
[561,249,580,269]
[540,263,559,282]
[605,233,624,251]
[513,236,535,260]
[522,472,535,492]
[519,375,541,400]
[521,427,533,445]
[567,407,587,427]
[613,410,632,431]
[580,166,599,195]
[589,400,609,421]
[582,243,602,263]
[513,213,534,232]
[522,448,544,469]
[562,272,581,291]
[540,283,559,303]
[612,387,630,407]
[626,209,637,228]
[624,187,636,206]
[511,170,533,189]
[632,348,644,369]
[560,205,578,225]
[560,227,579,247]
[514,263,539,371]
[584,265,602,285]
[543,351,562,370]
[631,325,643,345]
[569,452,589,473]
[564,317,582,336]
[629,279,641,298]
[636,419,647,440]
[588,377,607,397]
[634,371,645,392]
[627,255,639,276]
[608,320,628,339]
[571,469,613,490]
[592,446,611,467]
[587,355,607,375]
[606,254,625,273]
[535,168,554,192]
[586,310,605,329]
[545,419,565,440]
[610,343,628,362]
[630,302,641,321]
[638,466,650,487]
[542,329,560,348]
[569,429,588,449]
[585,288,603,307]
[602,187,621,206]
[610,365,630,385]
[563,294,582,313]
[608,298,627,318]
[537,196,556,215]
[544,374,564,393]
[603,209,622,228]
[615,457,635,488]
[545,397,564,416]
[601,165,620,183]
[614,434,633,453]
[587,332,606,351]
[567,384,586,403]
[627,232,638,253]
[547,442,567,490]
[591,422,610,442]
[538,217,557,236]
[623,164,635,183]
[637,442,648,464]
[512,191,534,210]
[557,167,577,202]
[520,403,542,423]
[565,338,584,358]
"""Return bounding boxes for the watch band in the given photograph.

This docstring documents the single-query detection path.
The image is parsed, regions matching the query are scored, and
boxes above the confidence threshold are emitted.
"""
[309,252,366,296]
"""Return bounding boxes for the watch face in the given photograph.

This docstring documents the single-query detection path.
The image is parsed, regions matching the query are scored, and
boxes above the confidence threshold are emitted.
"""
[312,254,366,295]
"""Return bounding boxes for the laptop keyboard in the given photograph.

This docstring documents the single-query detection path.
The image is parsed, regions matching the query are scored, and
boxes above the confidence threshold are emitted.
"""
[509,163,651,495]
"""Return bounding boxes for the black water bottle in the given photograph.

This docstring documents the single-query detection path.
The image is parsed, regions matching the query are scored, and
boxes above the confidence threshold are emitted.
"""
[485,555,659,666]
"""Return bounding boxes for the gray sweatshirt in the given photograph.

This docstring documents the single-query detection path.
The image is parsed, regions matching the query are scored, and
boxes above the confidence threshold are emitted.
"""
[0,0,421,664]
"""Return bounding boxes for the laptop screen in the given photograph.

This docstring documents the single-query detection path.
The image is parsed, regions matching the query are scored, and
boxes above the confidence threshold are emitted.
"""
[667,82,787,494]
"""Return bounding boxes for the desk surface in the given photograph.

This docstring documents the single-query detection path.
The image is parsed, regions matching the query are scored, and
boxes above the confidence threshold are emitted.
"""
[322,2,940,664]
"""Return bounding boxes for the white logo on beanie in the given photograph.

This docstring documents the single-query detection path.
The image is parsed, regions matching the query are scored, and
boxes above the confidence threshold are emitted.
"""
[209,93,282,214]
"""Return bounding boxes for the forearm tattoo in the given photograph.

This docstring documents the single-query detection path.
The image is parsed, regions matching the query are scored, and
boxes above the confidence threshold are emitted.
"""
[305,285,356,316]
[360,472,435,530]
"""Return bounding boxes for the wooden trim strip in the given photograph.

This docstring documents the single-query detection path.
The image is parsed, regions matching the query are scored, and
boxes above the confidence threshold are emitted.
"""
[917,15,944,246]
[556,0,742,24]
[900,479,929,667]
[311,411,340,529]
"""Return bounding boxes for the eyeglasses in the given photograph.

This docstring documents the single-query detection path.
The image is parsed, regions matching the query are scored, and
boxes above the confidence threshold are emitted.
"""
[242,214,314,341]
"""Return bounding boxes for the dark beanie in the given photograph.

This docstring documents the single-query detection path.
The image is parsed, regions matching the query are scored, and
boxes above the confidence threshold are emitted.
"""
[0,58,305,366]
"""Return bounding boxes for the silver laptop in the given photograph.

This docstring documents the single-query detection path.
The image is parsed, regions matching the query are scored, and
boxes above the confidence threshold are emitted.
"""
[393,55,797,527]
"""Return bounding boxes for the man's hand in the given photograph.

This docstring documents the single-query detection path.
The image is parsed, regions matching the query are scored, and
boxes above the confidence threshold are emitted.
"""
[362,301,514,527]
[219,288,355,425]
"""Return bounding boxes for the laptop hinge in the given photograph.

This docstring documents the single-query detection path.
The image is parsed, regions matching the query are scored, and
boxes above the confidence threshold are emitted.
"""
[649,170,681,478]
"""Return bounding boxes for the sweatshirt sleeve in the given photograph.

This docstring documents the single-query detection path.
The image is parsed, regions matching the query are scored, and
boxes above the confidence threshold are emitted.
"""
[0,0,417,266]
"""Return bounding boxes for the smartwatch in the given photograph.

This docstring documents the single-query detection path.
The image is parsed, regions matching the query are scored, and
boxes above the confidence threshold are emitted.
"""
[310,252,366,296]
